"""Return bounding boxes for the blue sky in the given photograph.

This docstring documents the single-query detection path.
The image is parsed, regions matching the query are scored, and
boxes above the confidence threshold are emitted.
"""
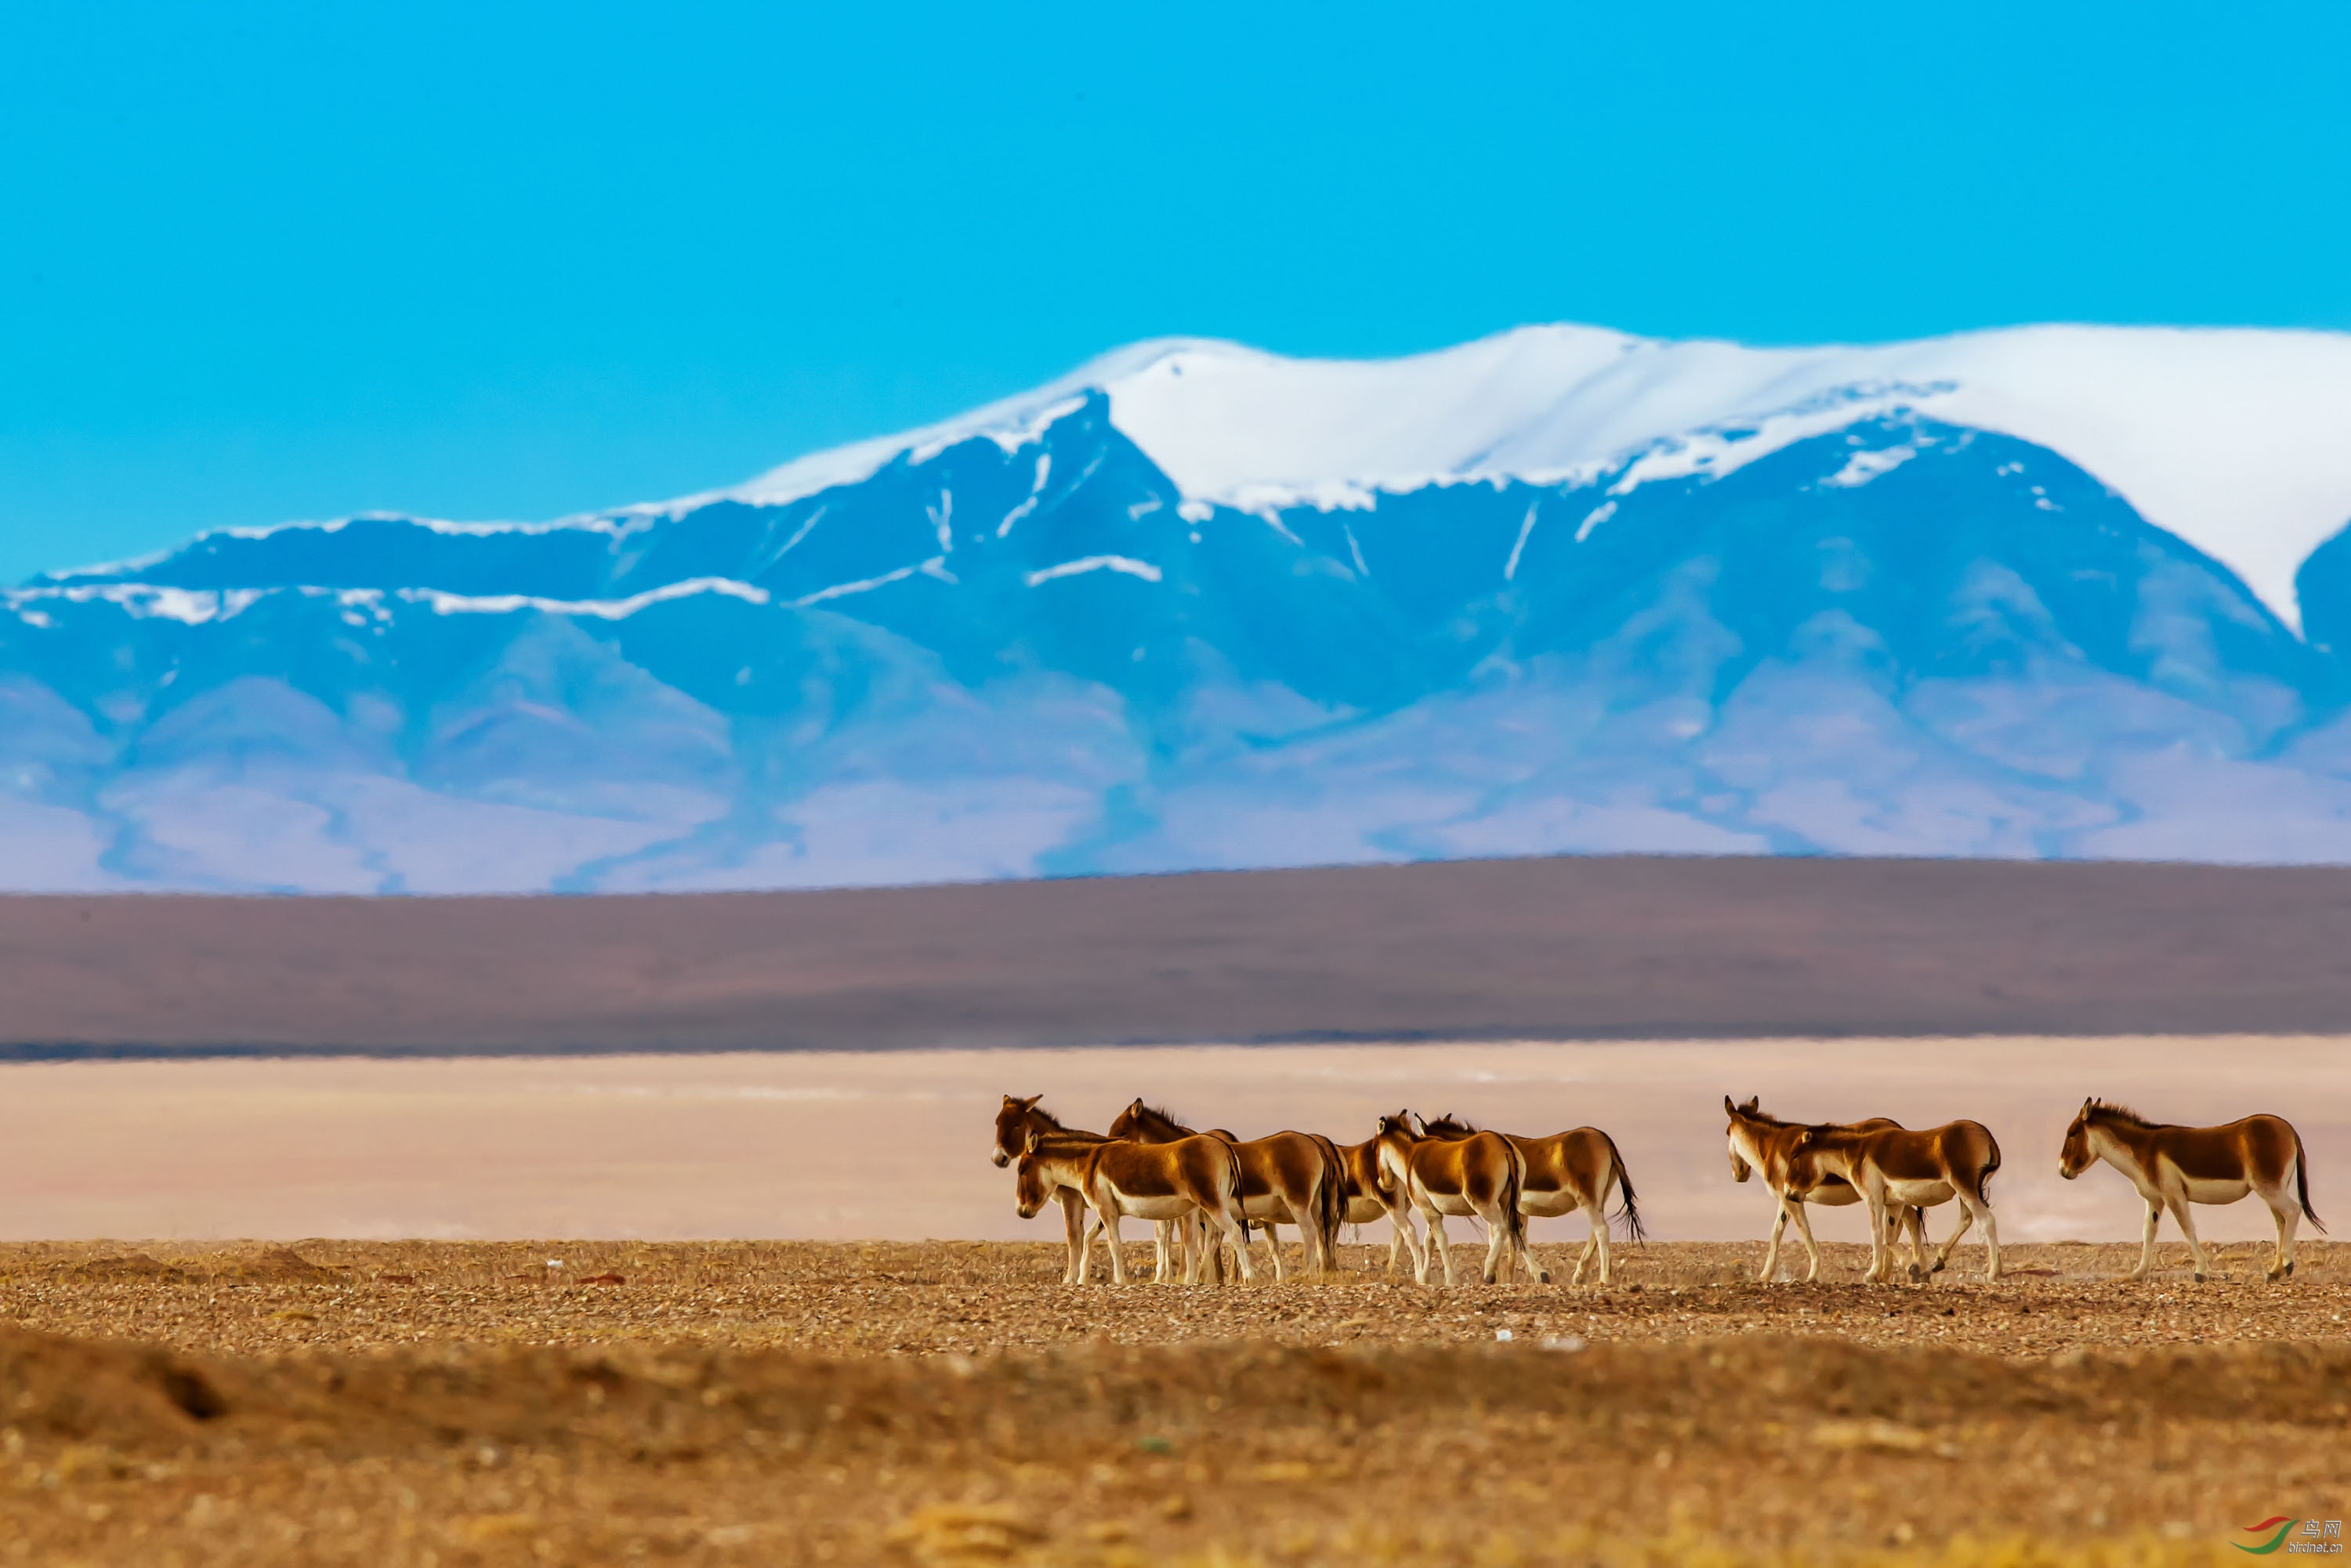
[5,2,2348,583]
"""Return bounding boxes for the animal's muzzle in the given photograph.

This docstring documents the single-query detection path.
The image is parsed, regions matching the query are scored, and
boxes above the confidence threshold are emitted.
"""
[991,1150,1009,1168]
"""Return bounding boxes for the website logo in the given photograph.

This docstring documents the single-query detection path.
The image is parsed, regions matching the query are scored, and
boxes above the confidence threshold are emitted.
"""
[2236,1518,2344,1555]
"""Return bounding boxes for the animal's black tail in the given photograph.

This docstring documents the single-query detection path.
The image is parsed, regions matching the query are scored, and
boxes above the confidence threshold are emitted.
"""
[1309,1133,1348,1273]
[1599,1131,1646,1245]
[1976,1125,2002,1207]
[2297,1131,2327,1233]
[1498,1137,1534,1269]
[1223,1140,1255,1274]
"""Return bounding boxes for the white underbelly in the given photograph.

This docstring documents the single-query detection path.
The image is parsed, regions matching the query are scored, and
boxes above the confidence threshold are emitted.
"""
[1110,1191,1200,1222]
[2182,1176,2252,1205]
[1242,1195,1298,1222]
[1882,1180,1955,1207]
[1421,1190,1479,1219]
[1799,1184,1864,1208]
[1518,1191,1582,1218]
[1343,1198,1390,1224]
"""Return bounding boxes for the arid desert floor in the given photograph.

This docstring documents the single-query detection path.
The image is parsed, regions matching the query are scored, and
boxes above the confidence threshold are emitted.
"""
[3,1237,2349,1566]
[2,1036,2347,1564]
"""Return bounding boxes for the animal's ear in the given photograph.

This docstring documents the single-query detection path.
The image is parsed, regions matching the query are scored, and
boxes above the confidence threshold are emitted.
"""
[1020,1093,1041,1110]
[1022,1128,1042,1155]
[1793,1129,1812,1146]
[1741,1096,1759,1113]
[1723,1095,1736,1114]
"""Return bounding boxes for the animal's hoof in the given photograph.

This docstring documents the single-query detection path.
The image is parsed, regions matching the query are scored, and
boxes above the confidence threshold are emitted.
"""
[2286,1261,2298,1277]
[2192,1272,2206,1284]
[1930,1259,1947,1275]
[1906,1265,1922,1281]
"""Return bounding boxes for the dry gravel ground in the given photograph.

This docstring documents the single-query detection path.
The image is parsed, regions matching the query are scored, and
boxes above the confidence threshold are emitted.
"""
[2,1240,2349,1566]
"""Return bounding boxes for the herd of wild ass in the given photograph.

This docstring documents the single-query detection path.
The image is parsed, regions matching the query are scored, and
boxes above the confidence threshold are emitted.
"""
[993,1095,2324,1287]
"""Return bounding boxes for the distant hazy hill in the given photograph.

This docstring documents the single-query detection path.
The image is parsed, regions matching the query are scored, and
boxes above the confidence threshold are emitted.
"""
[10,323,2351,893]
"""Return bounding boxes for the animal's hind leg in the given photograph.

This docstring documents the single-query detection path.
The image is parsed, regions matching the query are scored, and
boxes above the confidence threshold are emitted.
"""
[1929,1204,1973,1276]
[2168,1197,2208,1282]
[2264,1186,2301,1282]
[1585,1200,1613,1286]
[1480,1206,1511,1285]
[1788,1201,1826,1283]
[1969,1191,2002,1282]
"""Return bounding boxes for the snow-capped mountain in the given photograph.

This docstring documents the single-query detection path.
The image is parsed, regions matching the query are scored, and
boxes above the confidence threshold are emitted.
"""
[11,323,2351,893]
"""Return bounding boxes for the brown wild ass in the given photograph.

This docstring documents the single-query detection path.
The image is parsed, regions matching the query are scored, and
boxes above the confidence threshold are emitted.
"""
[1722,1097,1938,1283]
[1328,1134,1418,1273]
[1789,1114,2004,1284]
[1418,1114,1643,1285]
[1016,1129,1256,1284]
[2059,1099,2322,1283]
[1107,1101,1346,1279]
[994,1095,1108,1284]
[1372,1113,1549,1286]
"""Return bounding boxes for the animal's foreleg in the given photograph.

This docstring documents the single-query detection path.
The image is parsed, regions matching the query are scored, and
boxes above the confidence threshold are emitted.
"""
[2130,1197,2161,1281]
[1759,1203,1791,1283]
[1788,1201,1825,1284]
[1095,1201,1126,1286]
[1058,1190,1089,1284]
[1423,1210,1456,1287]
[1862,1190,1900,1288]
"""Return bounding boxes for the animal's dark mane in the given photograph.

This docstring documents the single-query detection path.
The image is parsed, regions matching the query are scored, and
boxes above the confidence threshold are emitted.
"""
[2083,1099,2156,1128]
[1029,1104,1071,1132]
[1133,1101,1191,1130]
[1735,1102,1796,1129]
[1420,1112,1479,1136]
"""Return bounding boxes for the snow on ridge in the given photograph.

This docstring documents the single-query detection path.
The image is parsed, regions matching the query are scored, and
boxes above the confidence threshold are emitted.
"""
[5,577,775,625]
[1023,555,1165,587]
[403,577,770,619]
[1094,322,2351,632]
[5,583,272,625]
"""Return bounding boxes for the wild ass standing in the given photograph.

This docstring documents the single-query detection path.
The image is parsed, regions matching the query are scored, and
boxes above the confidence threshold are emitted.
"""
[1722,1097,1940,1284]
[994,1094,1109,1284]
[1328,1133,1418,1273]
[1014,1130,1256,1284]
[1107,1101,1346,1279]
[2059,1099,2322,1283]
[1788,1114,2004,1284]
[1373,1113,1549,1286]
[1417,1114,1643,1285]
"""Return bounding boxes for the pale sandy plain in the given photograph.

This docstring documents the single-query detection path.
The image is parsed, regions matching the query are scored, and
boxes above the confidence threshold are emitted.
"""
[2,1034,2342,1248]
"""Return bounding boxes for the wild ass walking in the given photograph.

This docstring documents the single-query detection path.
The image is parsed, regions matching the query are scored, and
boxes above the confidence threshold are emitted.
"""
[2059,1099,2322,1283]
[1014,1131,1257,1285]
[1722,1098,1940,1284]
[1107,1101,1346,1279]
[1372,1113,1549,1286]
[1788,1114,2004,1284]
[1418,1114,1644,1285]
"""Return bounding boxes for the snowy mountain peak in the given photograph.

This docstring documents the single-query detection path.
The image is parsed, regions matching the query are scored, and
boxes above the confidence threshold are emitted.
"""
[716,322,2351,631]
